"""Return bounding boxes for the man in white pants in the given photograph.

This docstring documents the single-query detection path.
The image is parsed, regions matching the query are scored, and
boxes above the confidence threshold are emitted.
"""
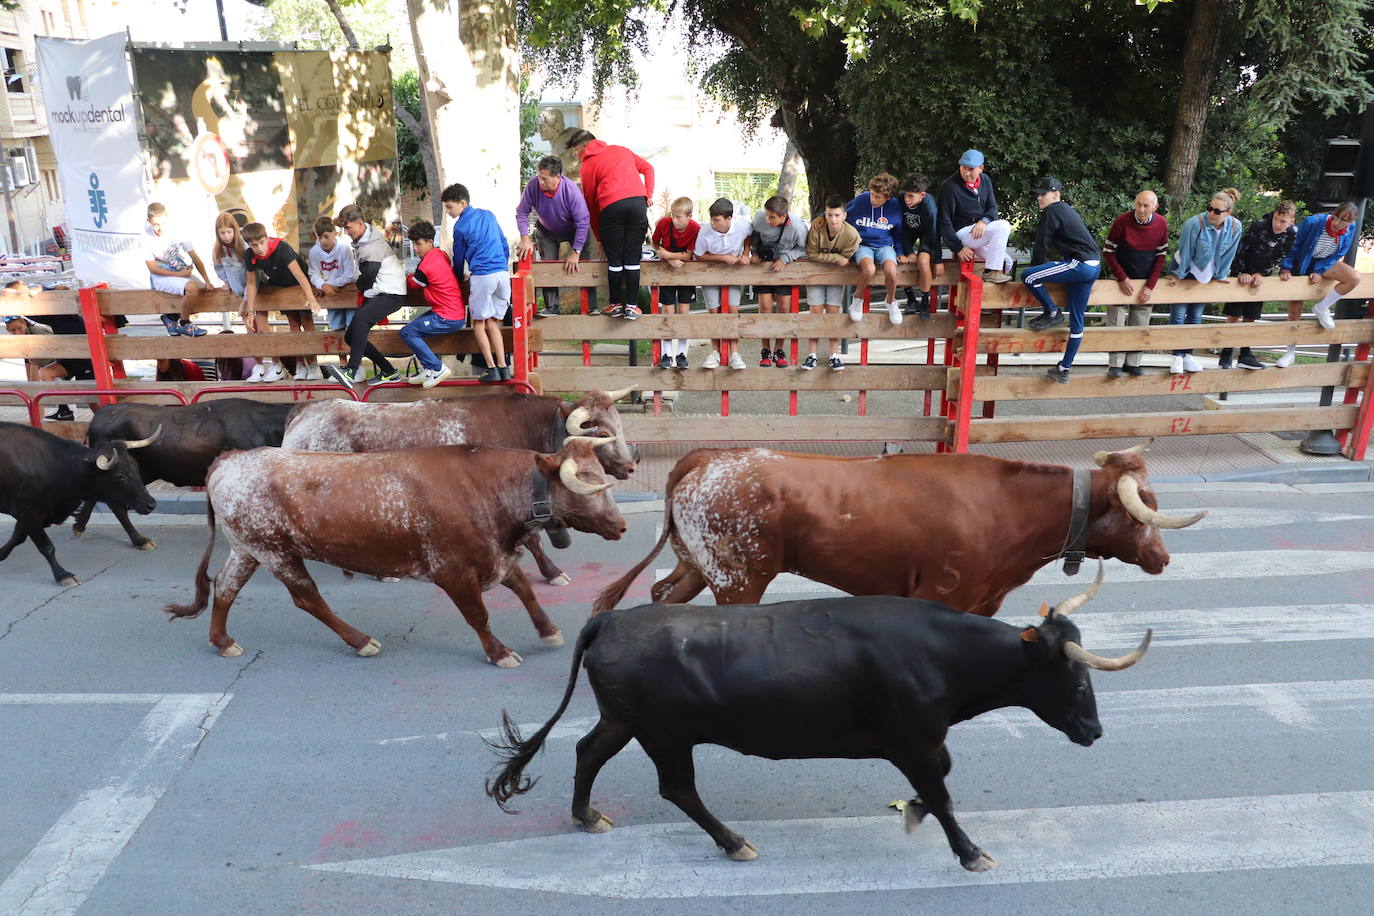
[936,149,1013,283]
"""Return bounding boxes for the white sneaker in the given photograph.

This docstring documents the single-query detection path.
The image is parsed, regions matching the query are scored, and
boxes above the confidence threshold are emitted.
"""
[1275,347,1296,369]
[728,351,746,370]
[246,364,265,383]
[261,362,284,383]
[701,350,721,370]
[1169,355,1184,375]
[1313,300,1335,330]
[848,297,865,322]
[885,300,903,326]
[407,368,427,385]
[1181,354,1202,373]
[304,365,322,381]
[353,367,369,384]
[293,364,309,381]
[421,364,453,389]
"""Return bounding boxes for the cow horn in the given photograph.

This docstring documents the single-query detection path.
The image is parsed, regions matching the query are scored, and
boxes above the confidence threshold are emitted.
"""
[1051,559,1103,617]
[1116,476,1206,529]
[1063,629,1153,671]
[1093,439,1153,467]
[121,424,163,451]
[564,434,621,448]
[558,457,613,495]
[565,406,593,435]
[603,386,636,402]
[95,448,117,471]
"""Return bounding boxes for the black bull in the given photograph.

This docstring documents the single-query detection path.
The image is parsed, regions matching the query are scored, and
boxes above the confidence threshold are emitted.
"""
[487,571,1150,872]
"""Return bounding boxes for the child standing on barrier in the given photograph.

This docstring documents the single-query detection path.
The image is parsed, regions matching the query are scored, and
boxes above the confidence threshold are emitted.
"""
[1276,200,1363,367]
[651,196,700,369]
[804,195,861,371]
[693,198,752,370]
[1165,188,1242,375]
[1223,200,1297,370]
[443,183,512,383]
[845,173,904,326]
[399,221,465,388]
[1022,178,1102,384]
[308,215,359,335]
[241,222,321,384]
[750,194,808,367]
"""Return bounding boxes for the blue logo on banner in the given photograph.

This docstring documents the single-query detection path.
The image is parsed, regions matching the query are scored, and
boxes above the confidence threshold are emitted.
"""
[87,171,107,228]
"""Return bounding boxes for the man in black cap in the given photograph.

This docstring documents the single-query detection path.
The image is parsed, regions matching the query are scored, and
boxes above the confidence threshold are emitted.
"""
[1022,178,1102,383]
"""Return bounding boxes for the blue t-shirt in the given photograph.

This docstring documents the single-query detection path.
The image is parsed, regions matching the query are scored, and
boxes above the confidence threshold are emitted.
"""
[451,206,510,277]
[845,192,903,251]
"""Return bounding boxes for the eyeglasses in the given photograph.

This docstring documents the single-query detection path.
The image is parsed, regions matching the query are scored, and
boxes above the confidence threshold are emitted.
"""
[2,316,21,323]
[1206,206,1230,215]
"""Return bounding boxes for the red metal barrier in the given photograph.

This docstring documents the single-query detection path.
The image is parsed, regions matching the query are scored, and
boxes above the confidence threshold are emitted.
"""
[190,383,360,403]
[360,378,536,400]
[78,284,121,407]
[28,387,189,429]
[942,262,984,454]
[0,387,38,426]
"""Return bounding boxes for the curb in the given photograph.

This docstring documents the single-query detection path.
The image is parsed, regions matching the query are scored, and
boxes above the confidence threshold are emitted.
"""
[1153,461,1374,484]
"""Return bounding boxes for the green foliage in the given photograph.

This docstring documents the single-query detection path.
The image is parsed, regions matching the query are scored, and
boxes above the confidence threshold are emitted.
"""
[249,0,399,52]
[519,75,542,183]
[393,69,427,193]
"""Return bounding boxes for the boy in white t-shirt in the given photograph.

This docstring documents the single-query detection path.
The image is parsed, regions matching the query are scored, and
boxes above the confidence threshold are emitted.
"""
[692,198,751,370]
[307,215,360,331]
[144,201,214,337]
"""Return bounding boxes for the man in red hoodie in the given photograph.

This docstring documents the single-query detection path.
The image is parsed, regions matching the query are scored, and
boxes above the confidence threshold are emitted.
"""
[565,129,654,320]
[399,220,466,388]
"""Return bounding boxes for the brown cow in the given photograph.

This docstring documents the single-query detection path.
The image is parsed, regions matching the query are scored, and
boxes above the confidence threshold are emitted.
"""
[594,442,1202,616]
[282,388,637,585]
[164,437,626,667]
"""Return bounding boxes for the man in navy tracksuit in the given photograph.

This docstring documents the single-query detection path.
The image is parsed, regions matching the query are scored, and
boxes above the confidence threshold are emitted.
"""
[1022,178,1102,383]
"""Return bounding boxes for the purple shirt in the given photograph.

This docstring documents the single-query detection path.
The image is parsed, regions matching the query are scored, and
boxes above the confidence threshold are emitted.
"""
[515,176,591,250]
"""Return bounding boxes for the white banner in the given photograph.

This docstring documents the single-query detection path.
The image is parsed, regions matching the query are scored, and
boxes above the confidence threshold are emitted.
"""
[36,33,150,290]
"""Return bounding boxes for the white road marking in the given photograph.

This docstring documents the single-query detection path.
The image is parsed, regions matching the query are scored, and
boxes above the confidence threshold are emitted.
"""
[0,693,231,916]
[306,789,1374,897]
[1166,507,1372,528]
[373,733,452,746]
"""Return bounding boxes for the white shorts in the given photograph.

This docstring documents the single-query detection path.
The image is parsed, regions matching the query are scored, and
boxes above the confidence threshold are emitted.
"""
[151,274,193,295]
[469,271,511,321]
[807,285,844,306]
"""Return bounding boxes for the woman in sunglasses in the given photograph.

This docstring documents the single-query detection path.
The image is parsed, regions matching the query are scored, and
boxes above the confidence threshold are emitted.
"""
[1165,188,1242,374]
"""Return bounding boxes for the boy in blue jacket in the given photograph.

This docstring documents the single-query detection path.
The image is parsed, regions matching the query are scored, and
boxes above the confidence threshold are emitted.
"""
[1281,201,1361,336]
[442,182,512,382]
[845,172,904,326]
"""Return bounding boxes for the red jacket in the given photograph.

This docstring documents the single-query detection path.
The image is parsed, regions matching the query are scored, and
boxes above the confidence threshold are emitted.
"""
[578,139,654,240]
[407,248,465,321]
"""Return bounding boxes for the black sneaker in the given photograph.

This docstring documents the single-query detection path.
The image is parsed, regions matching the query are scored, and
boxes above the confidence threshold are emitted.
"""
[536,305,561,318]
[829,356,845,371]
[674,353,689,370]
[478,367,502,382]
[1046,365,1071,384]
[1237,352,1265,370]
[371,367,402,384]
[1217,348,1234,370]
[1122,365,1144,377]
[657,353,673,370]
[1107,366,1124,379]
[46,405,75,422]
[1028,311,1065,332]
[322,363,355,391]
[801,354,818,371]
[915,291,931,320]
[498,365,512,381]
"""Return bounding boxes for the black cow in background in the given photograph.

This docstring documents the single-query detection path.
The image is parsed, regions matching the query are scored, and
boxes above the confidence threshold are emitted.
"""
[72,398,296,549]
[0,421,159,586]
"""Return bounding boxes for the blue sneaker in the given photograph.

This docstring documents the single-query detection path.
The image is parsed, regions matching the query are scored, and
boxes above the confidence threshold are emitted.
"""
[179,321,207,337]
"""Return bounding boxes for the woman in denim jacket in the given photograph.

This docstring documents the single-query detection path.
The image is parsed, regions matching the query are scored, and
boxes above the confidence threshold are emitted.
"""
[1165,188,1242,374]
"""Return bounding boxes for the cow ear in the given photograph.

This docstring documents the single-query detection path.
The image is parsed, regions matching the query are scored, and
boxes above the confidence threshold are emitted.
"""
[1036,601,1050,618]
[1019,626,1040,644]
[533,453,559,478]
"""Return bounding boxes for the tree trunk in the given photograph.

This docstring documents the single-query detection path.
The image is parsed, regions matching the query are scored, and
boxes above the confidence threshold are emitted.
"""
[1165,0,1227,201]
[395,103,443,223]
[776,138,803,206]
[323,0,360,50]
[406,0,521,239]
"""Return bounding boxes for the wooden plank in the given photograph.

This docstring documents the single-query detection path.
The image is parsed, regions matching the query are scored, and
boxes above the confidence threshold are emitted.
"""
[964,361,1369,401]
[0,336,94,359]
[102,327,524,360]
[966,406,1359,443]
[538,365,954,392]
[978,273,1374,310]
[534,313,957,341]
[0,380,528,404]
[0,288,81,317]
[528,259,963,289]
[94,285,403,316]
[620,415,946,442]
[976,319,1374,354]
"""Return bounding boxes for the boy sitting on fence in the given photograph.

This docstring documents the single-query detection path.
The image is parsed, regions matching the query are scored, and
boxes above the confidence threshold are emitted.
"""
[750,194,808,367]
[144,202,211,339]
[804,194,861,371]
[651,196,699,370]
[241,222,322,383]
[399,221,465,389]
[308,215,359,334]
[845,172,904,326]
[692,197,752,370]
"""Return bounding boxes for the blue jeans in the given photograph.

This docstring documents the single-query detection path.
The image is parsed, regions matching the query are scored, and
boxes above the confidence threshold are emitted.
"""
[1168,302,1204,356]
[399,311,466,371]
[1022,259,1100,368]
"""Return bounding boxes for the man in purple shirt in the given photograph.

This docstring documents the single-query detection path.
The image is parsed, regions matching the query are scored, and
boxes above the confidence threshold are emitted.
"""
[514,155,595,317]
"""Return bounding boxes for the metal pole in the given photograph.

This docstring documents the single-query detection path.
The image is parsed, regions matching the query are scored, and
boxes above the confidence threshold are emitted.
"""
[1,166,19,254]
[215,0,229,41]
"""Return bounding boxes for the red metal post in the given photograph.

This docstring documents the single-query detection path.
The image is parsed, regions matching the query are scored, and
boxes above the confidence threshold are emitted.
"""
[510,252,532,388]
[948,263,984,454]
[580,288,590,365]
[858,286,870,416]
[720,286,731,417]
[78,285,119,407]
[0,388,39,426]
[788,285,799,416]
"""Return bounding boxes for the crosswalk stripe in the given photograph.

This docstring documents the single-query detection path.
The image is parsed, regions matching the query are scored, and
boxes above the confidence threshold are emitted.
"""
[306,789,1374,897]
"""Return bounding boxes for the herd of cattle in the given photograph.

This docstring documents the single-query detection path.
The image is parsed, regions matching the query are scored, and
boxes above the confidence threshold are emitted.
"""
[0,389,1200,872]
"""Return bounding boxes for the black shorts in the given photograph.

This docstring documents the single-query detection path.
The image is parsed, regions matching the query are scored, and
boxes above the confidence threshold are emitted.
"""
[56,359,95,380]
[657,285,696,306]
[1222,301,1264,321]
[755,284,796,297]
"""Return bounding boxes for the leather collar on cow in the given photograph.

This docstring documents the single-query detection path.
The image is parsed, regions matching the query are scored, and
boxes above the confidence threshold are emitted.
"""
[524,463,572,547]
[1059,468,1093,575]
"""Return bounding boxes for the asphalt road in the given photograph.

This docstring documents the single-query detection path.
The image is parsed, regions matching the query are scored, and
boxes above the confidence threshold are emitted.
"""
[2,480,1373,915]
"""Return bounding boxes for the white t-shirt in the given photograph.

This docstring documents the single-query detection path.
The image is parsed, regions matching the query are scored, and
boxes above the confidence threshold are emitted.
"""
[308,240,359,288]
[143,223,194,273]
[694,218,750,257]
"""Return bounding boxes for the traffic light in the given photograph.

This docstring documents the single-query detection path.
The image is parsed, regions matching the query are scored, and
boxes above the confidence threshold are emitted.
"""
[1317,138,1361,208]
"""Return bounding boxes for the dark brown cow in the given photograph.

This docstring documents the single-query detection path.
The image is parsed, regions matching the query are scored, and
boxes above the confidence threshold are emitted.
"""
[595,443,1203,616]
[282,388,637,585]
[163,437,627,667]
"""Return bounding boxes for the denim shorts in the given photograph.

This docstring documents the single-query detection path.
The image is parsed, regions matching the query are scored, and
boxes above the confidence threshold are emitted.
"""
[855,244,897,266]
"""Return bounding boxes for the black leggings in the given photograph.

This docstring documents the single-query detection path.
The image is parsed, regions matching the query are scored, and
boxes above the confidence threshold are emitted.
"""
[345,292,405,373]
[600,196,648,306]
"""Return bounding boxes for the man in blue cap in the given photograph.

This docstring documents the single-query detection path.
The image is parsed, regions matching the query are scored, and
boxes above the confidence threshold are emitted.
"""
[936,149,1013,283]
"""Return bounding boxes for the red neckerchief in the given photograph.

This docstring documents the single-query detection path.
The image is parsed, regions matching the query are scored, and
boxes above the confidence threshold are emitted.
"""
[251,237,281,264]
[1325,216,1345,238]
[964,177,981,191]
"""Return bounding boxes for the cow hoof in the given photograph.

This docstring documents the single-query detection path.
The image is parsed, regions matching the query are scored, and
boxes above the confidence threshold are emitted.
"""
[374,575,400,583]
[356,639,381,657]
[727,840,758,862]
[71,526,84,538]
[494,651,523,668]
[961,851,997,872]
[582,814,613,834]
[137,539,157,551]
[541,631,565,646]
[58,576,79,588]
[903,803,927,834]
[547,573,571,586]
[219,642,244,658]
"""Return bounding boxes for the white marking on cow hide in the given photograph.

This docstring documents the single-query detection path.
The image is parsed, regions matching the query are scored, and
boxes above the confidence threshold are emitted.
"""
[671,450,781,593]
[283,399,469,452]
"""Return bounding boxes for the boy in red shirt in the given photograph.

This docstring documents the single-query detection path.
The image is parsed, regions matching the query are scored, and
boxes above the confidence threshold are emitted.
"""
[399,220,466,388]
[650,196,699,369]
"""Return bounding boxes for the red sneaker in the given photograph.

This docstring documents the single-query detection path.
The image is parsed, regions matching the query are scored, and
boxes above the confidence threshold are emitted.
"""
[772,349,789,368]
[758,347,774,367]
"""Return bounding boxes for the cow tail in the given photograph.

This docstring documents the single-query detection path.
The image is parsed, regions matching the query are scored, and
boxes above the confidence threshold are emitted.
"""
[162,498,217,620]
[484,615,604,812]
[592,491,676,615]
